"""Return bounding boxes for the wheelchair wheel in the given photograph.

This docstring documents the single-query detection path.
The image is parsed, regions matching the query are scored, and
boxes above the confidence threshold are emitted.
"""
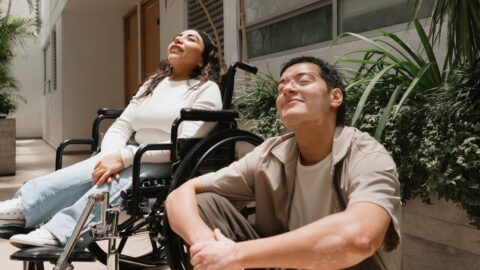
[87,214,168,270]
[165,128,263,270]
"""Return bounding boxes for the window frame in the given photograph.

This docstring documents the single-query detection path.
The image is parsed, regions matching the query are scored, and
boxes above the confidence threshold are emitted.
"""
[241,0,433,61]
[245,0,333,61]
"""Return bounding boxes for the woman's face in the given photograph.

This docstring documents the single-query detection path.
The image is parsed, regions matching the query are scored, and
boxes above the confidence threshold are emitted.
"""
[167,30,205,73]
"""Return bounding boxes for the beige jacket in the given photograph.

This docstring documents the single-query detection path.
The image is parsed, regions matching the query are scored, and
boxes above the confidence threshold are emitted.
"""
[200,126,401,269]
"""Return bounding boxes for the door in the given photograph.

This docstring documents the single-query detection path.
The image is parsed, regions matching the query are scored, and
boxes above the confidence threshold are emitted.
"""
[124,0,160,105]
[142,0,160,81]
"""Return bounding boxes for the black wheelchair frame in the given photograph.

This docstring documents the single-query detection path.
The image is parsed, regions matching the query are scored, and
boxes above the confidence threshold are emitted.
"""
[2,62,264,270]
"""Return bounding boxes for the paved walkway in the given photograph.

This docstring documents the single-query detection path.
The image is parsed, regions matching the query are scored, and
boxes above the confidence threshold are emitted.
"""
[0,139,168,270]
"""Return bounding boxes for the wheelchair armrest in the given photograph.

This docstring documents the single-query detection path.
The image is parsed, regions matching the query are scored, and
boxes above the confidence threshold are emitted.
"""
[97,108,124,118]
[180,108,239,121]
[55,139,95,170]
[130,143,173,217]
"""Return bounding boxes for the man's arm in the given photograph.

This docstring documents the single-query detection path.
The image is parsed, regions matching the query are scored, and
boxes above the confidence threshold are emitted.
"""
[165,178,215,245]
[191,201,391,270]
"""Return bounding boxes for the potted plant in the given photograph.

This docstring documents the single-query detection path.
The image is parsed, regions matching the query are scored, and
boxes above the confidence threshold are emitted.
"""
[335,0,480,268]
[0,1,36,175]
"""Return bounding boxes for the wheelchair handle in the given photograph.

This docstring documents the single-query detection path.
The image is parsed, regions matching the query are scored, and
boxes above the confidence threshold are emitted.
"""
[223,61,257,110]
[170,108,239,160]
[179,108,239,122]
[97,108,124,117]
[55,139,95,170]
[232,62,258,74]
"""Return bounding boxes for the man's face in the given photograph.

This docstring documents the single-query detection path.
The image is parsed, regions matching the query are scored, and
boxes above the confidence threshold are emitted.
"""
[276,62,341,129]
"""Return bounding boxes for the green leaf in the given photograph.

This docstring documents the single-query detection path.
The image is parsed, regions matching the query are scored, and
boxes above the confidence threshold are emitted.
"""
[374,83,404,140]
[351,64,397,127]
[336,32,403,64]
[414,19,441,82]
[394,63,431,117]
[379,30,425,67]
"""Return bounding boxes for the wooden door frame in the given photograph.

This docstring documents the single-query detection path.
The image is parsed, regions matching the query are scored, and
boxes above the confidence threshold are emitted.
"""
[141,0,160,82]
[123,6,139,105]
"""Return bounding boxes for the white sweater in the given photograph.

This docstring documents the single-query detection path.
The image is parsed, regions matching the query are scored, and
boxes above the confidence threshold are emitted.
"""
[101,77,222,167]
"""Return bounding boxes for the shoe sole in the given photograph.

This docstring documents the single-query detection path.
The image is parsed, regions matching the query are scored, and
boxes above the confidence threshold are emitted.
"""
[9,238,61,249]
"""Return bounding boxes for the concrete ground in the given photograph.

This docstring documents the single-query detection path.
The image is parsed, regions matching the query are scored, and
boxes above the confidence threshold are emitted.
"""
[0,139,169,270]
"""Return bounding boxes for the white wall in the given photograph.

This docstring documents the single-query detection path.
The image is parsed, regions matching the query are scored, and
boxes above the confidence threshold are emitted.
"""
[61,12,125,141]
[10,36,44,138]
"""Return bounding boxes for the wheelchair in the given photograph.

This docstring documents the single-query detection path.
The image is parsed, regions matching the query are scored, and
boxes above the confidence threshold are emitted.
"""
[1,62,264,270]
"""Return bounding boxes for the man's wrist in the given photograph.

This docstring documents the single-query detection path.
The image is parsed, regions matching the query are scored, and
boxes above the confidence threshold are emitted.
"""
[233,241,246,269]
[191,231,215,245]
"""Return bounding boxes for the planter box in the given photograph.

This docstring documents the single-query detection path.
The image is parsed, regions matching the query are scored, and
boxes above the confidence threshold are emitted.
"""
[0,117,15,175]
[402,198,480,270]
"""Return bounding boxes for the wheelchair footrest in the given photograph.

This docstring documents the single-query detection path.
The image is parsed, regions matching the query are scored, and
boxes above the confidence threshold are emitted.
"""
[10,246,97,262]
[0,227,34,239]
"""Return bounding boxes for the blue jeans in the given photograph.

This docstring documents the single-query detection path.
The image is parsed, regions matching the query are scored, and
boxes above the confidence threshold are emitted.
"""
[15,153,170,247]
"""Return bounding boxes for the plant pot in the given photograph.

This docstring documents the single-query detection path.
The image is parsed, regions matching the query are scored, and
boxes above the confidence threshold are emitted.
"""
[402,198,479,270]
[0,117,15,175]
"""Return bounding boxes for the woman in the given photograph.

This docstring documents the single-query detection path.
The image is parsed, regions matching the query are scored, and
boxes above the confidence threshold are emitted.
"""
[0,29,222,248]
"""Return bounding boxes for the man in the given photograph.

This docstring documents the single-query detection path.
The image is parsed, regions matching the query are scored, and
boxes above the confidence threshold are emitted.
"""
[165,56,401,269]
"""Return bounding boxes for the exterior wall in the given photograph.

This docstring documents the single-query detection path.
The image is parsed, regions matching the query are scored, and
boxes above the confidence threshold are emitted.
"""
[402,198,480,270]
[61,12,125,142]
[11,35,43,138]
[5,0,49,138]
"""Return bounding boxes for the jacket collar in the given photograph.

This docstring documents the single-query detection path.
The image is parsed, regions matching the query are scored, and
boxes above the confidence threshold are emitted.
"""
[271,126,354,166]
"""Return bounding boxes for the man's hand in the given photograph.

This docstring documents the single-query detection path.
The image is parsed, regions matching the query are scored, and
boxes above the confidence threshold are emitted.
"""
[92,153,125,186]
[190,229,243,270]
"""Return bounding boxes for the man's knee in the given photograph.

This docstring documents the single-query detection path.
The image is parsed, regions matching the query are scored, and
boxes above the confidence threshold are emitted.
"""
[196,192,229,211]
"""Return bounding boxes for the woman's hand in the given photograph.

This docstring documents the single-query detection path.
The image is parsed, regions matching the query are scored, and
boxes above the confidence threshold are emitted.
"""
[92,153,126,186]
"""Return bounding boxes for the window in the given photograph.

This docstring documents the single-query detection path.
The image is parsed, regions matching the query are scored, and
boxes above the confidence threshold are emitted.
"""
[241,0,434,59]
[43,46,47,95]
[52,30,57,91]
[338,0,434,33]
[35,0,41,33]
[244,0,332,59]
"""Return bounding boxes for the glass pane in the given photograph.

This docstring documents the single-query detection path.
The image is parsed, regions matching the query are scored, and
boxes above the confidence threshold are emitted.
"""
[247,5,332,58]
[339,0,434,33]
[244,0,318,26]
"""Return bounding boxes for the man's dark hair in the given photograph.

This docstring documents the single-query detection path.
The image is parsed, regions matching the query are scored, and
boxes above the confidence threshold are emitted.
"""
[280,56,346,126]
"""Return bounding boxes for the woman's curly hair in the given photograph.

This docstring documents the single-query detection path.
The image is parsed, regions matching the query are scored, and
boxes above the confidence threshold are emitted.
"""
[139,30,221,98]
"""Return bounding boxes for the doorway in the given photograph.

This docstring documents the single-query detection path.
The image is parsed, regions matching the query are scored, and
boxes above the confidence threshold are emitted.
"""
[123,0,160,105]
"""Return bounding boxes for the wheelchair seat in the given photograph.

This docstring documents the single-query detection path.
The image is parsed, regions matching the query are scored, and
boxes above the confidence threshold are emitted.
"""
[11,247,96,263]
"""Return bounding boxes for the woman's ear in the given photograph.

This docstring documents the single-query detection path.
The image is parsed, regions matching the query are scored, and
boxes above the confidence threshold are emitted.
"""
[330,88,343,109]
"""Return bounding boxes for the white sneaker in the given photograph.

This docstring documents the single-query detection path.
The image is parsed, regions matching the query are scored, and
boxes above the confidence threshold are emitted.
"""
[9,227,61,248]
[0,198,25,227]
